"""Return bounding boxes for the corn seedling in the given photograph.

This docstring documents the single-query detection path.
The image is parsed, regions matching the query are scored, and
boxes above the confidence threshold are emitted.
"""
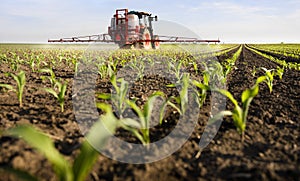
[43,80,67,112]
[131,60,145,80]
[168,60,183,80]
[10,61,19,72]
[126,92,165,144]
[0,70,26,107]
[40,68,57,86]
[276,66,285,80]
[97,94,165,145]
[192,77,210,108]
[0,53,7,63]
[221,46,242,76]
[96,62,114,79]
[97,74,128,118]
[192,62,199,74]
[205,61,226,86]
[166,73,190,115]
[209,76,267,141]
[192,61,225,108]
[260,67,275,93]
[28,56,36,72]
[1,112,119,181]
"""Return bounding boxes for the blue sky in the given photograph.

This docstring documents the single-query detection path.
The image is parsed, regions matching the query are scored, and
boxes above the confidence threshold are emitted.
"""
[0,0,299,43]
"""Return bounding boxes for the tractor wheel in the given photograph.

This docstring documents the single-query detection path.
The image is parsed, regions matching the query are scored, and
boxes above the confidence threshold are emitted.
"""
[152,35,160,49]
[140,28,152,50]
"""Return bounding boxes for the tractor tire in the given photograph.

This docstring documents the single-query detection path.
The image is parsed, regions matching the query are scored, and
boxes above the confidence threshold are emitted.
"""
[140,28,152,50]
[152,35,160,49]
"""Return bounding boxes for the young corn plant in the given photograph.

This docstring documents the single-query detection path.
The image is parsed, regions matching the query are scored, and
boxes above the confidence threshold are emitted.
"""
[98,75,166,144]
[98,92,165,145]
[96,62,114,79]
[276,66,285,80]
[222,45,242,76]
[28,55,36,72]
[192,61,226,108]
[1,109,119,181]
[125,92,165,145]
[260,67,275,93]
[0,70,26,107]
[43,80,67,112]
[192,64,211,108]
[40,68,57,86]
[165,73,190,116]
[128,58,145,80]
[10,61,19,72]
[168,60,183,80]
[209,76,267,141]
[0,53,7,63]
[97,74,128,118]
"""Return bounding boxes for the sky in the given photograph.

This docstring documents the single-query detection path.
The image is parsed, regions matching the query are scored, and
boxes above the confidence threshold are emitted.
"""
[0,0,299,43]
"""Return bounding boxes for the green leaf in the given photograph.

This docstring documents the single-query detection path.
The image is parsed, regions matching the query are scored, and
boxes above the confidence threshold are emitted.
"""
[266,71,272,77]
[6,125,73,181]
[96,102,112,113]
[58,82,67,100]
[121,118,141,128]
[192,80,210,90]
[39,68,53,74]
[44,88,58,99]
[166,84,176,88]
[166,100,182,115]
[144,94,161,128]
[217,89,238,107]
[171,96,180,105]
[256,76,267,85]
[72,141,99,181]
[126,100,145,127]
[110,74,118,93]
[0,84,15,91]
[18,71,26,86]
[203,72,209,85]
[120,124,146,145]
[119,80,128,106]
[152,91,165,97]
[87,110,118,150]
[159,101,168,125]
[97,93,111,100]
[241,86,259,103]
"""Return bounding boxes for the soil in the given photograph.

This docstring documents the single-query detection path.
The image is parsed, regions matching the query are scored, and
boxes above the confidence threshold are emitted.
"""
[0,45,299,181]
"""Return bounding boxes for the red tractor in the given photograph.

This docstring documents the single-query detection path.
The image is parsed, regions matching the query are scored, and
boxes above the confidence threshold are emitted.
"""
[48,8,220,48]
[108,9,159,49]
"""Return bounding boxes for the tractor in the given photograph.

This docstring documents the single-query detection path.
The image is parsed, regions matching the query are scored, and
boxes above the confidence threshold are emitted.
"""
[48,8,220,49]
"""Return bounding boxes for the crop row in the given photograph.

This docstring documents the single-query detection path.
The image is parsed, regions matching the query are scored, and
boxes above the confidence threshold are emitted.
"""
[0,44,283,180]
[246,45,300,70]
[248,44,300,60]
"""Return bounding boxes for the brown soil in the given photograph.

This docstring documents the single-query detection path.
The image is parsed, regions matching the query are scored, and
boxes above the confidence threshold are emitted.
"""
[0,45,299,181]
